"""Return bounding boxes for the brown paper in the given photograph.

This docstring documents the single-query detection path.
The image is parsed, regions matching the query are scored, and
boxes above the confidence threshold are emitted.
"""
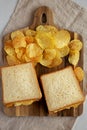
[0,0,87,129]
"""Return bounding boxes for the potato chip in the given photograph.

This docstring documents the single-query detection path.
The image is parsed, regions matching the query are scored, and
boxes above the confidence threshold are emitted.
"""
[34,55,43,62]
[39,48,62,68]
[21,27,29,35]
[44,25,58,32]
[74,67,84,81]
[43,49,56,60]
[39,58,52,67]
[35,31,55,49]
[22,54,31,62]
[26,43,43,58]
[4,40,16,56]
[57,46,70,57]
[4,47,15,56]
[25,29,36,36]
[22,53,40,65]
[36,25,58,34]
[54,30,70,48]
[6,55,21,65]
[4,39,12,46]
[14,100,34,106]
[12,36,27,48]
[25,36,34,44]
[15,48,25,60]
[68,50,79,66]
[11,30,24,40]
[48,55,62,68]
[69,39,82,51]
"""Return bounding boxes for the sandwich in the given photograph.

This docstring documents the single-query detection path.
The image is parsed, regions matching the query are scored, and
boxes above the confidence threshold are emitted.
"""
[1,62,42,107]
[40,66,85,114]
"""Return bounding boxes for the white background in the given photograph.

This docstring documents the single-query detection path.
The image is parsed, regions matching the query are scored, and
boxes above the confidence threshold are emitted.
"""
[0,0,87,130]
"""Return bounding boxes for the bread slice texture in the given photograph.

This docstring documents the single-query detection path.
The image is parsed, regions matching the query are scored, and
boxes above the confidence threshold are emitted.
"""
[1,62,42,107]
[40,66,85,113]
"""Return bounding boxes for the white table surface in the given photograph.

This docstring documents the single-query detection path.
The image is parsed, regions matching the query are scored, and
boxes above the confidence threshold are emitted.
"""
[0,0,87,130]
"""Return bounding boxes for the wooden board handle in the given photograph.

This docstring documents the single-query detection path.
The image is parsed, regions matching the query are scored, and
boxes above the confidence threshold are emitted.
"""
[30,6,54,29]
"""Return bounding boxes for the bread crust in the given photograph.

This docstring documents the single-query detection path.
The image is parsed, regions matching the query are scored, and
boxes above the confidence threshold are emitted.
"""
[5,98,40,107]
[49,100,85,114]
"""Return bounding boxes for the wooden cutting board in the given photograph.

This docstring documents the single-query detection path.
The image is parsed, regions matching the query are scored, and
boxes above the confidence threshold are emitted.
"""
[3,6,83,116]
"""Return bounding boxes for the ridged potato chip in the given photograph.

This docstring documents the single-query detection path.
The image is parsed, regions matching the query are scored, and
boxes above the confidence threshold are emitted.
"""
[41,49,62,68]
[26,43,43,58]
[4,40,16,56]
[22,53,41,64]
[68,50,79,66]
[6,55,21,65]
[57,46,70,57]
[11,31,24,40]
[48,55,62,68]
[39,49,57,67]
[36,25,58,34]
[39,58,52,67]
[12,36,27,48]
[25,36,34,44]
[74,67,84,81]
[35,32,55,49]
[69,39,82,51]
[54,30,70,48]
[25,29,36,36]
[22,54,31,62]
[43,49,56,60]
[15,48,25,60]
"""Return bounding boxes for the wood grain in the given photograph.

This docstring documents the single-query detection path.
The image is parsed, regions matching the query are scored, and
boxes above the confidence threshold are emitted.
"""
[3,6,83,117]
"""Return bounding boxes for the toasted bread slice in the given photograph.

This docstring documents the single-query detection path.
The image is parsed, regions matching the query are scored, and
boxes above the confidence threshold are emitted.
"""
[40,66,85,113]
[1,62,42,107]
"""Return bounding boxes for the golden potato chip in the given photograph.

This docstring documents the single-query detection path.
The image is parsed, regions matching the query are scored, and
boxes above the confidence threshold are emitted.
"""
[68,50,79,66]
[35,31,55,49]
[15,48,25,60]
[54,30,70,48]
[22,54,31,62]
[39,58,52,67]
[14,100,34,106]
[25,29,36,36]
[26,43,43,58]
[25,36,34,44]
[4,47,15,56]
[4,39,12,46]
[57,46,70,57]
[69,39,83,51]
[74,67,84,81]
[32,55,43,62]
[11,30,24,40]
[21,53,39,66]
[48,55,62,68]
[4,40,16,56]
[43,49,56,60]
[12,36,27,48]
[36,25,58,34]
[6,55,21,65]
[44,25,58,32]
[39,48,62,68]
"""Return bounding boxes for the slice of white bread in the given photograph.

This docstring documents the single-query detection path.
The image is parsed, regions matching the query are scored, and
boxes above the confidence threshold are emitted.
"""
[40,66,85,113]
[1,62,42,107]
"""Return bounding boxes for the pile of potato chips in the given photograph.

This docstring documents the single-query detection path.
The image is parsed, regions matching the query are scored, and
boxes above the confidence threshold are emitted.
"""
[4,25,83,68]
